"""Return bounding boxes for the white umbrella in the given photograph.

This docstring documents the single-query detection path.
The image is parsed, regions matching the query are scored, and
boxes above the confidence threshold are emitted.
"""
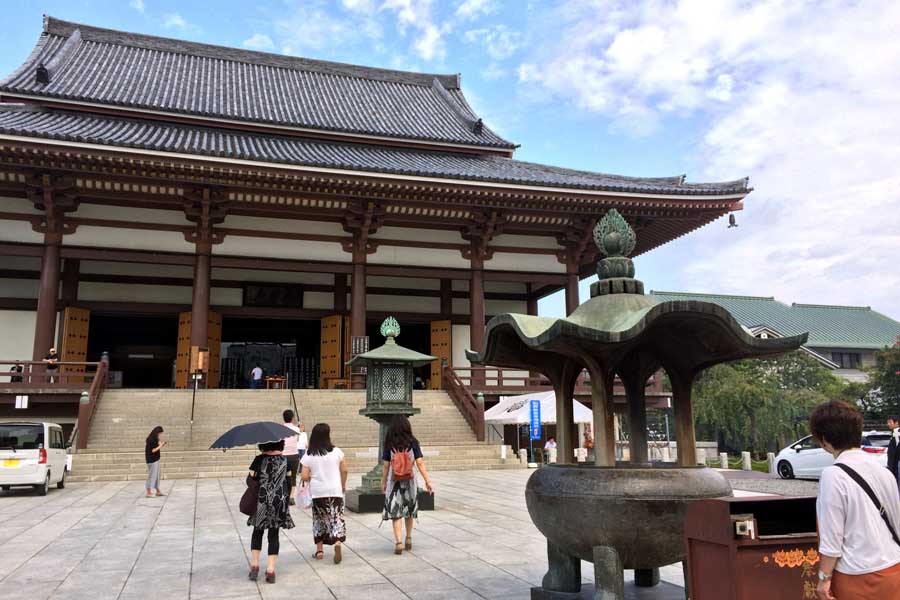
[485,390,593,425]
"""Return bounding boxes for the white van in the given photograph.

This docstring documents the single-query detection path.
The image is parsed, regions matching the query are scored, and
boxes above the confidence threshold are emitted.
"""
[0,422,69,495]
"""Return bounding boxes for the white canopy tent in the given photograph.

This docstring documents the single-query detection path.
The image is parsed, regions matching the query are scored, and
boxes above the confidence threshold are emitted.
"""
[485,390,593,425]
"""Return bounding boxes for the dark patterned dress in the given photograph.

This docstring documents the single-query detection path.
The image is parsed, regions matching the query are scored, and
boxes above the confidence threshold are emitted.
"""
[311,497,347,545]
[247,454,295,530]
[382,443,423,521]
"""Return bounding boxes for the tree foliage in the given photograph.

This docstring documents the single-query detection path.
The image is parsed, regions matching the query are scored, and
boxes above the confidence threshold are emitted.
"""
[692,351,847,456]
[869,343,900,419]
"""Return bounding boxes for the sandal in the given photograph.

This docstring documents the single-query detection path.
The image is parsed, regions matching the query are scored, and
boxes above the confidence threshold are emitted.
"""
[405,536,412,551]
[314,549,324,560]
[265,571,275,584]
[394,542,403,555]
[334,544,342,564]
[248,566,259,581]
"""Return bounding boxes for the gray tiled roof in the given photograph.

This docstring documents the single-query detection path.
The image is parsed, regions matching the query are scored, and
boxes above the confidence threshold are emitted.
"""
[0,16,513,150]
[650,291,900,349]
[0,106,750,195]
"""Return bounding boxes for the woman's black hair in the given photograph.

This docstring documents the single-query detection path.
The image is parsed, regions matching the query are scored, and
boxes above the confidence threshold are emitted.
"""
[147,425,164,442]
[258,440,285,453]
[383,414,418,452]
[306,423,334,456]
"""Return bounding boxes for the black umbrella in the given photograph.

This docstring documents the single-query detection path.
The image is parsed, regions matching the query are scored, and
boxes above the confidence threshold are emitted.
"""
[210,421,297,450]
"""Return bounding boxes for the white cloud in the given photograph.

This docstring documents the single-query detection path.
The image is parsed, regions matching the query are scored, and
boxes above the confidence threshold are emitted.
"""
[129,0,145,13]
[481,62,506,81]
[464,25,522,60]
[456,0,495,20]
[517,0,900,316]
[242,33,275,52]
[163,13,188,30]
[380,0,447,61]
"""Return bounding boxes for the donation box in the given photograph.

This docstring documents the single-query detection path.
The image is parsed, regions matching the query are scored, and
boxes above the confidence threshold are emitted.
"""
[685,496,820,600]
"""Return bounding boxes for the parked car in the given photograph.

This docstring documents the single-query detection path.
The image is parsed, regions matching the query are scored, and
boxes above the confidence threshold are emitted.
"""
[0,422,69,495]
[775,430,890,479]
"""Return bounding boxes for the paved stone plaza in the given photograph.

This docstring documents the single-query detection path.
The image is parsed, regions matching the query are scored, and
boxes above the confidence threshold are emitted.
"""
[0,469,816,600]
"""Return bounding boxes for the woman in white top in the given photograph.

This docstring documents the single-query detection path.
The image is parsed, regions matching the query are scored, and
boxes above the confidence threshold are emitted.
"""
[811,400,900,600]
[300,423,348,564]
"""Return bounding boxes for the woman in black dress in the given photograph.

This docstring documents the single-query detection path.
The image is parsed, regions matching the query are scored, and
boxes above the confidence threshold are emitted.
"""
[247,440,294,583]
[381,415,434,555]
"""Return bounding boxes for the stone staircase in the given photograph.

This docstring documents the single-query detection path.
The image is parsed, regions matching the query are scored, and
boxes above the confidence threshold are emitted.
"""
[70,389,519,482]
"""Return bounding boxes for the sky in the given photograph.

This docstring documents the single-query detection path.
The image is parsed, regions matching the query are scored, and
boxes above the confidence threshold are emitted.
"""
[1,0,898,320]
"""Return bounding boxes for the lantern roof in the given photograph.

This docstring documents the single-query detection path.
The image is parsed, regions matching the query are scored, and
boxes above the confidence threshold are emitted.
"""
[348,317,437,368]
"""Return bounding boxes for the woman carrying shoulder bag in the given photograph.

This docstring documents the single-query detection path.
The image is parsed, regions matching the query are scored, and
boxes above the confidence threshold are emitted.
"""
[381,414,434,555]
[246,440,294,584]
[812,400,900,600]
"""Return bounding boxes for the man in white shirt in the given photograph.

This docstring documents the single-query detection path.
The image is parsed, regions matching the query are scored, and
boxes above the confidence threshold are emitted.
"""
[249,363,263,389]
[812,400,900,599]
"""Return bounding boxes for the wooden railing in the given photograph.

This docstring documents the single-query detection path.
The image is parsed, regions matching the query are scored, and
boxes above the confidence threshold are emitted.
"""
[1,359,104,388]
[442,365,485,441]
[451,366,591,393]
[75,358,109,450]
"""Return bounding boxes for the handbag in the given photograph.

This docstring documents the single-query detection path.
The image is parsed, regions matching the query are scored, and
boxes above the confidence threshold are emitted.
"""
[297,483,313,509]
[834,463,900,547]
[240,477,260,516]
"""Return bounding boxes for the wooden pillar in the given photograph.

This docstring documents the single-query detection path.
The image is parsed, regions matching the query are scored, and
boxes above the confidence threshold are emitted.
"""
[526,293,538,316]
[565,263,580,316]
[469,248,485,387]
[32,238,61,361]
[189,243,211,348]
[440,279,452,318]
[623,374,649,465]
[60,259,80,305]
[587,365,616,467]
[552,362,581,465]
[350,245,367,389]
[672,374,697,467]
[334,273,348,313]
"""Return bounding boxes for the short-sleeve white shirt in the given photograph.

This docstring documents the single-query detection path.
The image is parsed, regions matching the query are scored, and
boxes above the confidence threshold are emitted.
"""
[251,367,263,380]
[300,447,345,498]
[817,449,900,575]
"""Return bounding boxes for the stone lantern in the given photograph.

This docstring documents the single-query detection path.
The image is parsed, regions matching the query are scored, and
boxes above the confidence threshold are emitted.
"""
[345,316,437,513]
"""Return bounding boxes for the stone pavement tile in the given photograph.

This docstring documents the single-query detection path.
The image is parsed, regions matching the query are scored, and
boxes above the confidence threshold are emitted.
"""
[387,568,466,593]
[406,590,485,600]
[311,562,390,587]
[428,558,510,581]
[330,582,409,599]
[463,574,534,599]
[0,580,61,600]
[499,563,546,587]
[47,569,130,600]
[365,554,434,575]
[258,579,335,600]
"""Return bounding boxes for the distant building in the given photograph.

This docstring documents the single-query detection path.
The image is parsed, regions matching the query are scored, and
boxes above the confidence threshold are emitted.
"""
[650,292,900,382]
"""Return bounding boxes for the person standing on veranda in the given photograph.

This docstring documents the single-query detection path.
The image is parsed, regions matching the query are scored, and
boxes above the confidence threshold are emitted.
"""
[300,423,348,564]
[249,363,264,389]
[381,414,434,555]
[282,409,301,505]
[812,401,900,600]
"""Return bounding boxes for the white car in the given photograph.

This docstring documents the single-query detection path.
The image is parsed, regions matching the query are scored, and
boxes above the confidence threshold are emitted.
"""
[775,431,890,479]
[0,422,69,495]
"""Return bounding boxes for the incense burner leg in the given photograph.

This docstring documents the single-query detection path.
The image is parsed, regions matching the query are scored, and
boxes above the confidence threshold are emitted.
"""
[634,567,660,587]
[592,545,624,600]
[541,540,582,593]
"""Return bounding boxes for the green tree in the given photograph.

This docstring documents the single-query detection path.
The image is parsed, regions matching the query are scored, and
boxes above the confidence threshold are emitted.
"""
[692,351,846,456]
[869,343,900,419]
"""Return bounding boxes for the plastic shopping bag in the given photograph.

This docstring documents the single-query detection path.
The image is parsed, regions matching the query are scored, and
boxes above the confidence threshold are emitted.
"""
[297,483,313,509]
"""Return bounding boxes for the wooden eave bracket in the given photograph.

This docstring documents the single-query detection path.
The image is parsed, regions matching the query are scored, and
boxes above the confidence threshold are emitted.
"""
[460,209,505,261]
[341,201,383,255]
[182,187,229,245]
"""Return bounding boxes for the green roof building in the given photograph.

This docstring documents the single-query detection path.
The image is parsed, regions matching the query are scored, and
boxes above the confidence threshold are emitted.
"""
[650,291,900,382]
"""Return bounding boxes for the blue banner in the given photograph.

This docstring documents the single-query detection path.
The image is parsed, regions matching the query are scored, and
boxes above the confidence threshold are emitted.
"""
[529,399,542,440]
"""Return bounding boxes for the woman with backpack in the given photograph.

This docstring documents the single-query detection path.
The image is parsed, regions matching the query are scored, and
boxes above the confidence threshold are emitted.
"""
[381,414,434,555]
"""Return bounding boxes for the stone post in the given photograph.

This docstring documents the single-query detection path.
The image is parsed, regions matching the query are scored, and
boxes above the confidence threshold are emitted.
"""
[719,452,729,470]
[767,452,777,475]
[741,451,752,471]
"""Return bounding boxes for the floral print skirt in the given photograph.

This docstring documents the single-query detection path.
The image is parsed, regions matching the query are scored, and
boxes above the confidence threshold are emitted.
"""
[383,480,418,521]
[311,497,346,545]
